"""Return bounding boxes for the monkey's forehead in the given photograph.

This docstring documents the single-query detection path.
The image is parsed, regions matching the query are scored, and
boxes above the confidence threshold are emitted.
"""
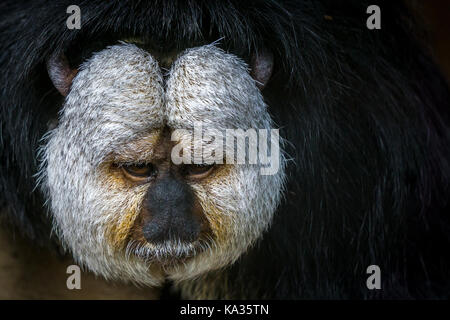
[63,42,269,134]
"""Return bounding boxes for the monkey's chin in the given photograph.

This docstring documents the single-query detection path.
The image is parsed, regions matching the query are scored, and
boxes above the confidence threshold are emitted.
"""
[125,239,208,266]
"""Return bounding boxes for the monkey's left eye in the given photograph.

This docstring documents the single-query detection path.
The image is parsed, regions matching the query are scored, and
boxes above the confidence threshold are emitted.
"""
[121,163,157,181]
[182,164,215,179]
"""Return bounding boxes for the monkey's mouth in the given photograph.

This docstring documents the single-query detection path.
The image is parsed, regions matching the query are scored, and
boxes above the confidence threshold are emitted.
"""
[125,238,211,264]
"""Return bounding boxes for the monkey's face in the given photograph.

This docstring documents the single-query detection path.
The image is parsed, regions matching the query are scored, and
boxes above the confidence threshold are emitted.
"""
[39,43,285,286]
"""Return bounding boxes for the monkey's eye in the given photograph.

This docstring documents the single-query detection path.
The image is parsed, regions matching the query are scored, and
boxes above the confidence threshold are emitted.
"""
[121,163,157,181]
[183,164,215,179]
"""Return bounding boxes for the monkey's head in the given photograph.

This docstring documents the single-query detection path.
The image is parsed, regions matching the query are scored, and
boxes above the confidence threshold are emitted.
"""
[38,42,285,286]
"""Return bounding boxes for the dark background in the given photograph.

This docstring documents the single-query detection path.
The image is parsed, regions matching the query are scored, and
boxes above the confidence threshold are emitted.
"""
[422,0,450,80]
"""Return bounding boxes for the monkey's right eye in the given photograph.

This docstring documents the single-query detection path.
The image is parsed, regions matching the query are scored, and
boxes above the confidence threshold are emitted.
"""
[120,163,157,181]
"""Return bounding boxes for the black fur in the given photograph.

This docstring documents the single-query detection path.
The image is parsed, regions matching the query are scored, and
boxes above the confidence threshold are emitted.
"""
[0,0,449,298]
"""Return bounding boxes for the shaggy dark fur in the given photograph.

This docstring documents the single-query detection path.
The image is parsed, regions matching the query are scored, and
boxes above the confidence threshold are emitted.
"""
[0,0,449,298]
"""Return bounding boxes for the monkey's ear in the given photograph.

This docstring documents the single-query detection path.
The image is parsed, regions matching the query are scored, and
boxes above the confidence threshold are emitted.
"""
[250,48,274,90]
[46,53,78,97]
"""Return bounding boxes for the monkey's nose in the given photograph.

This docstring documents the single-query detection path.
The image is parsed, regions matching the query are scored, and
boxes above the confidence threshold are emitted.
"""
[142,212,200,244]
[141,175,201,244]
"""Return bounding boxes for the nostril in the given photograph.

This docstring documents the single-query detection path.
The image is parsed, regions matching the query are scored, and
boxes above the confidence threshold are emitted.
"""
[142,221,165,243]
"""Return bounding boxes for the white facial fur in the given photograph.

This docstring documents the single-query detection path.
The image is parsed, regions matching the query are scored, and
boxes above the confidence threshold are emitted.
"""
[38,43,286,286]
